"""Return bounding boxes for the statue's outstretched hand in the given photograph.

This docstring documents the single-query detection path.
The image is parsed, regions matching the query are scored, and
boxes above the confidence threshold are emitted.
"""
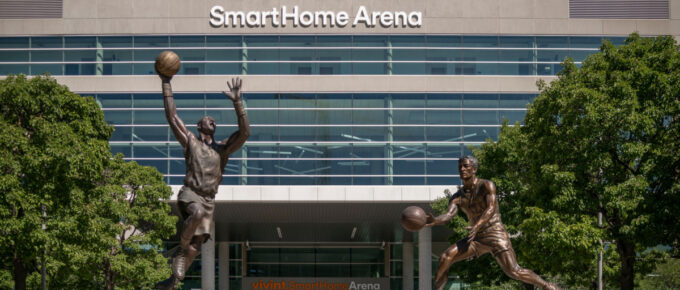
[424,213,437,227]
[223,77,242,102]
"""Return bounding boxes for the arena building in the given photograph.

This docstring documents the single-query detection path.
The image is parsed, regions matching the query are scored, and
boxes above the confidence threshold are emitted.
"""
[1,0,678,289]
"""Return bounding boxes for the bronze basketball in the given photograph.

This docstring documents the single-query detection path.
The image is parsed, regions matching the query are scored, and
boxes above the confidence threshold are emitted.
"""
[155,50,181,78]
[401,206,427,232]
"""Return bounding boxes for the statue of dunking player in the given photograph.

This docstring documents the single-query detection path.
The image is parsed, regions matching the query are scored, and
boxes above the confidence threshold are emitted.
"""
[156,76,249,289]
[425,156,559,290]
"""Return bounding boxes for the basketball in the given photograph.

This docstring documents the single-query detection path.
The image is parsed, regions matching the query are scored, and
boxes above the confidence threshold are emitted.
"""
[401,206,427,232]
[155,50,181,78]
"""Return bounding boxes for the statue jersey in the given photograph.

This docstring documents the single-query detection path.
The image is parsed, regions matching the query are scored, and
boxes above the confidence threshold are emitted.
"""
[184,135,225,197]
[450,179,503,231]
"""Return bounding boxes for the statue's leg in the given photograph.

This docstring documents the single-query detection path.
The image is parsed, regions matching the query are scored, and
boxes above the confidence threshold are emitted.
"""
[434,239,478,290]
[180,203,206,250]
[494,249,559,290]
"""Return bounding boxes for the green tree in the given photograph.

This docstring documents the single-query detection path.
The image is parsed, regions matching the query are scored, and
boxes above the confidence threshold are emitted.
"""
[0,74,113,289]
[637,256,680,289]
[0,75,176,289]
[465,34,679,289]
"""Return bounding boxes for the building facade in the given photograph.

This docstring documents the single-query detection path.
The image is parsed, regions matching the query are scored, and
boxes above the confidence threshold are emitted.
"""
[1,0,679,289]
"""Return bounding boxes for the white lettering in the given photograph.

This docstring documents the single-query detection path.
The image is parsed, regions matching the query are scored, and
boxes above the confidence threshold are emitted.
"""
[336,11,349,27]
[349,282,380,290]
[271,8,280,26]
[209,6,422,28]
[353,6,370,26]
[379,11,393,27]
[394,11,407,26]
[408,11,422,27]
[300,10,314,27]
[246,11,261,27]
[315,11,335,27]
[225,11,245,26]
[281,5,299,27]
[209,5,225,27]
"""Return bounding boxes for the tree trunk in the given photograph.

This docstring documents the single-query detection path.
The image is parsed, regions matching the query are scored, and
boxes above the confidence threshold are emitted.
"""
[617,239,636,290]
[104,258,114,290]
[13,254,26,290]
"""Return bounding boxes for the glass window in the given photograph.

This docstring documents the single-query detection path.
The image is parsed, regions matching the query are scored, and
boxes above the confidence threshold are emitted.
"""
[279,36,314,47]
[317,248,350,262]
[30,64,62,75]
[133,126,168,141]
[317,49,351,75]
[133,93,163,108]
[317,94,351,124]
[65,36,96,48]
[0,64,29,75]
[0,37,29,48]
[462,36,498,47]
[280,248,314,262]
[207,36,241,47]
[280,49,315,75]
[427,127,462,142]
[536,36,568,48]
[31,37,62,48]
[279,93,315,124]
[317,35,351,47]
[500,110,526,125]
[463,93,498,108]
[354,36,387,47]
[499,36,533,48]
[133,110,166,124]
[176,49,205,75]
[570,37,603,49]
[352,49,388,74]
[96,93,131,108]
[64,50,96,62]
[0,51,28,62]
[110,126,132,141]
[245,145,279,185]
[110,143,131,157]
[463,127,498,142]
[134,36,168,47]
[245,36,278,47]
[133,143,168,158]
[427,36,462,47]
[500,94,532,108]
[174,93,204,108]
[463,110,498,125]
[136,159,168,175]
[170,36,204,47]
[31,50,61,61]
[100,36,132,48]
[352,248,384,263]
[317,264,351,277]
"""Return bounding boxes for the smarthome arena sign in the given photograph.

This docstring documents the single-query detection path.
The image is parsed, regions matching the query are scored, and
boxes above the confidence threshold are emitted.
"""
[243,278,389,290]
[210,6,422,28]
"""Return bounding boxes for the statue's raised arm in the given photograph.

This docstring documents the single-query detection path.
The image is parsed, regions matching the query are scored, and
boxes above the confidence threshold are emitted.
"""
[221,77,250,155]
[161,75,191,148]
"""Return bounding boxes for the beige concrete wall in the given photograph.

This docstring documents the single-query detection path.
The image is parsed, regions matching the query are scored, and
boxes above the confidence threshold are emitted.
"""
[52,75,553,94]
[0,0,679,36]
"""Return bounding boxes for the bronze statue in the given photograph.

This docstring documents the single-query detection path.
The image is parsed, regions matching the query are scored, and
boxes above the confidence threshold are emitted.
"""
[425,156,559,290]
[156,76,250,289]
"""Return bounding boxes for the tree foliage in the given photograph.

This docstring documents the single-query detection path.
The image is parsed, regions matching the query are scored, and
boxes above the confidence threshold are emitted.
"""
[0,75,175,289]
[433,34,680,289]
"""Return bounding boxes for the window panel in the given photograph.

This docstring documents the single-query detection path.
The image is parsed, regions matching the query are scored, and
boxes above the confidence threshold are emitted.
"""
[0,37,29,48]
[0,64,29,75]
[133,93,163,108]
[97,93,131,108]
[536,36,568,48]
[463,94,498,108]
[463,110,498,125]
[500,94,532,108]
[427,127,462,141]
[31,50,62,61]
[133,110,166,124]
[133,126,168,141]
[100,36,132,48]
[64,50,96,62]
[133,143,169,158]
[65,36,96,48]
[500,111,526,125]
[135,159,168,174]
[110,143,131,157]
[170,36,204,47]
[427,36,462,47]
[352,126,386,142]
[0,51,29,62]
[499,36,534,48]
[463,127,498,141]
[110,126,132,141]
[207,36,241,47]
[30,64,62,75]
[134,36,168,47]
[31,37,62,48]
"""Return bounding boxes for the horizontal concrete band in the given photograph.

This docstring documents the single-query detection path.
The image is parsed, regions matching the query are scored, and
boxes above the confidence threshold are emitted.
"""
[53,75,553,93]
[169,185,457,202]
[1,0,679,35]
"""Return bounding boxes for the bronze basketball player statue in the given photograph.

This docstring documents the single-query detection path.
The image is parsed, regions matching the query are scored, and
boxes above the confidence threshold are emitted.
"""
[155,54,250,289]
[425,156,559,290]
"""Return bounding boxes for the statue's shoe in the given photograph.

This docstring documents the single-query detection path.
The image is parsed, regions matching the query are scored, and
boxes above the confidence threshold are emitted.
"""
[156,276,179,290]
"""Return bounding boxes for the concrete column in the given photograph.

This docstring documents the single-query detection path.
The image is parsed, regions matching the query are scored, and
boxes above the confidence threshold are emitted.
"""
[403,242,414,290]
[202,223,216,290]
[418,227,432,290]
[218,242,230,290]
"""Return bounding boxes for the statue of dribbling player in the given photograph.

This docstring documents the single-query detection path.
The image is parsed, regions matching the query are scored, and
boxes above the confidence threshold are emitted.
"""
[155,56,250,289]
[425,156,559,290]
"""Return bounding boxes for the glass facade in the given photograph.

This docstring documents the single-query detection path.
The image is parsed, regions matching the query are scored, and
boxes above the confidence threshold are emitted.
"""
[0,35,625,76]
[96,92,536,186]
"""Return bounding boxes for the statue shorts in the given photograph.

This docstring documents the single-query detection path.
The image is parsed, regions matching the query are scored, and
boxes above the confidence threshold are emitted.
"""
[177,186,215,240]
[456,223,512,258]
